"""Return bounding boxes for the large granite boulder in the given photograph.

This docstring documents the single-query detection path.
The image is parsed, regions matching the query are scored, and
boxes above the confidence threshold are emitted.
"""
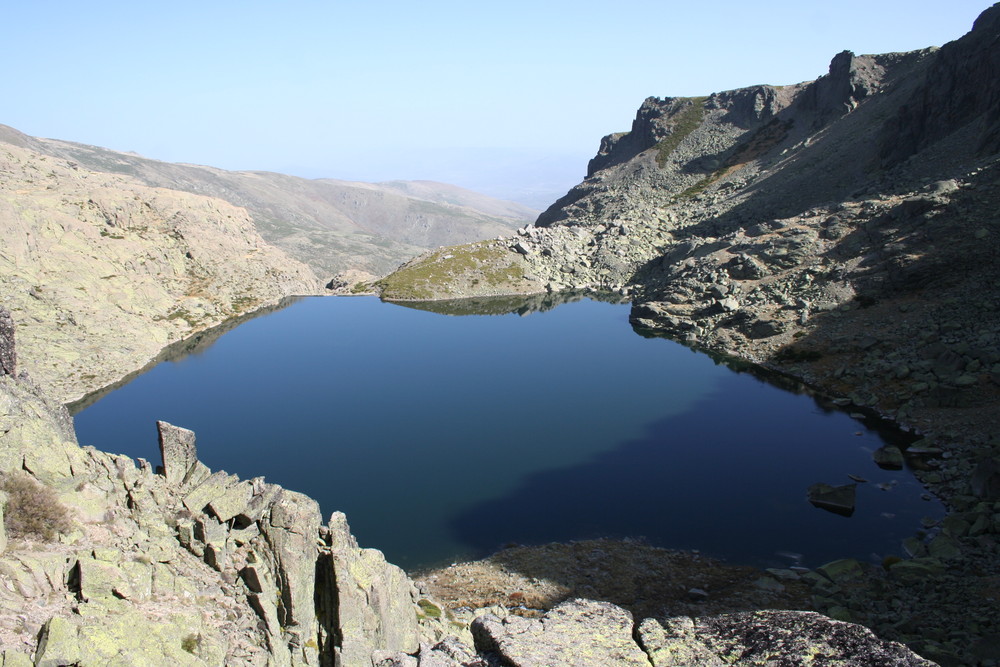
[472,598,650,667]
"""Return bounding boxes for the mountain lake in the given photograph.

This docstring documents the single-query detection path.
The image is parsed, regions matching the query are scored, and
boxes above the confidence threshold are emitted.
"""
[72,294,944,571]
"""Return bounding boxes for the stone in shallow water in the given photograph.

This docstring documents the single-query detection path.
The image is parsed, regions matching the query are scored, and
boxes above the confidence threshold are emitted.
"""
[873,445,905,469]
[808,482,857,516]
[816,558,865,584]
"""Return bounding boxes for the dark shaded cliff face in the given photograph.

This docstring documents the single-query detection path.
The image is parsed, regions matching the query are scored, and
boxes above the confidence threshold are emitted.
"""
[879,3,1000,165]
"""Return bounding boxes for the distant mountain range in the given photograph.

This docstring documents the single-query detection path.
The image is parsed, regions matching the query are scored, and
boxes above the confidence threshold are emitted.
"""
[0,124,538,279]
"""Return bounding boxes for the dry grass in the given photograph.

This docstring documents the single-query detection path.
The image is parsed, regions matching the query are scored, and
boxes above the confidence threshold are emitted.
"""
[1,471,72,540]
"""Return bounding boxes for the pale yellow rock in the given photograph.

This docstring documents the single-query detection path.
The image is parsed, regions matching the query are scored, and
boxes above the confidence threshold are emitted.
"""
[0,142,320,404]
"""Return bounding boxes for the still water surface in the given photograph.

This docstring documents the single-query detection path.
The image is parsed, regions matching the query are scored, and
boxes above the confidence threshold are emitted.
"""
[73,295,942,570]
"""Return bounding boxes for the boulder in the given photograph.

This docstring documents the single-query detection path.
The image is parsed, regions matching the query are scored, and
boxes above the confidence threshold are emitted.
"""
[970,458,1000,500]
[873,445,905,470]
[808,482,857,516]
[639,610,936,666]
[472,598,650,667]
[34,616,81,667]
[156,421,198,485]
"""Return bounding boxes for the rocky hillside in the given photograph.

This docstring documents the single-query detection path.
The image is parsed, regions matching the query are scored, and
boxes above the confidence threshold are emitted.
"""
[375,6,1000,663]
[0,141,320,404]
[381,5,1000,453]
[0,125,535,280]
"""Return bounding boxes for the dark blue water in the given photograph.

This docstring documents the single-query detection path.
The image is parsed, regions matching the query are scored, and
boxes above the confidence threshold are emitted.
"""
[73,295,942,570]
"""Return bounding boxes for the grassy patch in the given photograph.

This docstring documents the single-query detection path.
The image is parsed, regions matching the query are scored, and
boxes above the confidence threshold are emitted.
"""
[655,97,708,167]
[376,242,526,300]
[181,633,202,654]
[416,598,442,619]
[349,282,371,294]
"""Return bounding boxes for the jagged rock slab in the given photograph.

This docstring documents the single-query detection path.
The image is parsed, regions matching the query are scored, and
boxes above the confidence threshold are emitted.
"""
[472,598,650,667]
[325,511,419,666]
[157,420,198,485]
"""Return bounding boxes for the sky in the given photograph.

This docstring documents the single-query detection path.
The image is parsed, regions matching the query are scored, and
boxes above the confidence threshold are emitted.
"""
[2,1,992,206]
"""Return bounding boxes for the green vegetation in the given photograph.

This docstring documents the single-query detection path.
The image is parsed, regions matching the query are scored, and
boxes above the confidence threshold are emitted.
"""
[349,282,371,294]
[376,242,526,300]
[99,228,125,240]
[655,97,708,167]
[229,295,259,314]
[1,471,72,540]
[416,598,442,619]
[181,633,202,654]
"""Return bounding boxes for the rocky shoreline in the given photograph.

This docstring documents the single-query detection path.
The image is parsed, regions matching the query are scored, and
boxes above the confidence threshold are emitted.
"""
[2,4,1000,665]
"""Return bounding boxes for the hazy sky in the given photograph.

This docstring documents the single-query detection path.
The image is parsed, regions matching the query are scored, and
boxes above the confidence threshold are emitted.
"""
[2,1,991,205]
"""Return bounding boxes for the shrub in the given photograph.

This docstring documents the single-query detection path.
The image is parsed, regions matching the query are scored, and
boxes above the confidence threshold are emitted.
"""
[1,471,73,540]
[181,633,202,654]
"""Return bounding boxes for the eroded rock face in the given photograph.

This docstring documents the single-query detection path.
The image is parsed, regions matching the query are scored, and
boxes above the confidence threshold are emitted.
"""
[157,420,198,485]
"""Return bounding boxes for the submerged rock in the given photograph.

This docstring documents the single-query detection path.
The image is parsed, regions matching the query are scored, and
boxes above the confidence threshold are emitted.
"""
[808,483,857,516]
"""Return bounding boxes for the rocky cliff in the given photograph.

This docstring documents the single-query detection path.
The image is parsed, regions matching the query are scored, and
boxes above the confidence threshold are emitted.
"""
[0,318,419,665]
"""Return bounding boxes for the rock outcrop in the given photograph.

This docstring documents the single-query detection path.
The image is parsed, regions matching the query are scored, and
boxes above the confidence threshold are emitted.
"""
[375,599,933,667]
[637,609,936,666]
[0,361,422,664]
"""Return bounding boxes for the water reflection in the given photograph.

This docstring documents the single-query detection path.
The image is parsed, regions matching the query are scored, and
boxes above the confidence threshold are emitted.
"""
[386,289,627,317]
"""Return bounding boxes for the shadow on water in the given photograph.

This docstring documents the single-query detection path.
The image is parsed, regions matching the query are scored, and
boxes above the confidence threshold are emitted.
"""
[68,297,303,414]
[447,378,940,571]
[446,310,940,571]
